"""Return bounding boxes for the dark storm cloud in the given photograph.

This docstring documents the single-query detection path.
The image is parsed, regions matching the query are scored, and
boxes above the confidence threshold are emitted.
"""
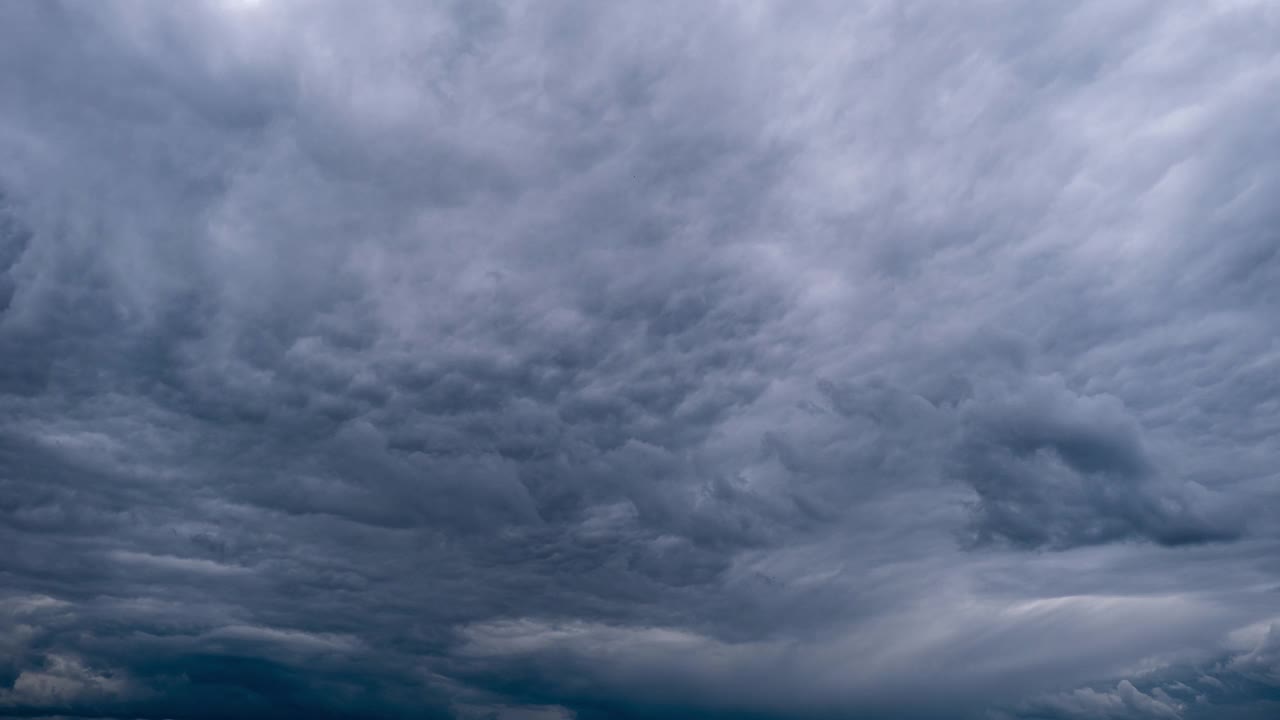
[3,1,1280,719]
[953,372,1238,549]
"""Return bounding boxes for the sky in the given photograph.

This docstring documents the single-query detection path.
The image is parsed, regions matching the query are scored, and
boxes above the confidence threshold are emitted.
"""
[1,1,1279,718]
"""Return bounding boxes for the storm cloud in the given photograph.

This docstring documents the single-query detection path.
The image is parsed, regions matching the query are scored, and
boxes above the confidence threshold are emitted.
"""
[2,1,1280,718]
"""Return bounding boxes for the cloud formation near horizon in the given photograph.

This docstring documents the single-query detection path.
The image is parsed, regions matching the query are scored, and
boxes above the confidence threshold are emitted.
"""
[2,2,1280,718]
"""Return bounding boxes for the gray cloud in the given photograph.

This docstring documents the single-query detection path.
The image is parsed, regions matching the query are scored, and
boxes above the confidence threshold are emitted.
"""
[2,1,1280,718]
[953,372,1238,549]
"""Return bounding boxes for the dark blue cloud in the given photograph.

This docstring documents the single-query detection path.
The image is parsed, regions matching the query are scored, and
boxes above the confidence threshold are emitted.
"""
[2,2,1280,719]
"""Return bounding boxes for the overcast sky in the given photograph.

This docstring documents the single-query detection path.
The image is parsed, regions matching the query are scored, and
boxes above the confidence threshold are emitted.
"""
[2,1,1280,719]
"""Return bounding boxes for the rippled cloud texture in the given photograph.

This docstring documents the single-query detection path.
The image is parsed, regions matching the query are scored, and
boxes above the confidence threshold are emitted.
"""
[2,2,1280,718]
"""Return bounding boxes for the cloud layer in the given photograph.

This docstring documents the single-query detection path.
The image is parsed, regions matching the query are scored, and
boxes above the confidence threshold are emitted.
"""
[2,1,1280,718]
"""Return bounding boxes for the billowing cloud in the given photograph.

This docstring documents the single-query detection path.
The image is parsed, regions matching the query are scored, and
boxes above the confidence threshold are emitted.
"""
[2,1,1280,718]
